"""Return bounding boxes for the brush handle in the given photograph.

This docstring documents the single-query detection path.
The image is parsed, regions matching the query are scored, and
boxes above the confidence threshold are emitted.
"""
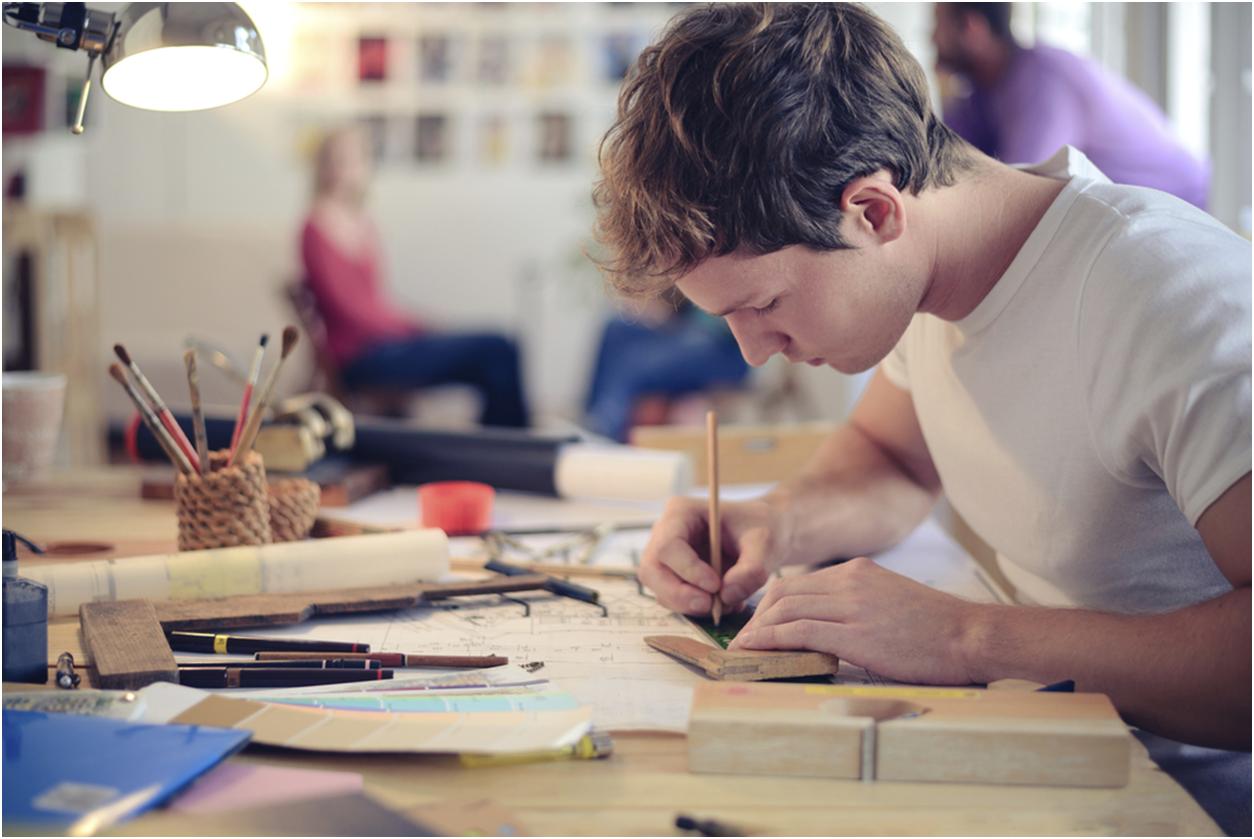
[185,353,210,477]
[229,383,254,454]
[229,361,285,467]
[158,408,201,473]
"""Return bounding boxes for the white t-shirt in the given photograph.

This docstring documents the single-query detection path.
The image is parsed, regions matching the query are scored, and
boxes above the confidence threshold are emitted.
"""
[882,146,1251,614]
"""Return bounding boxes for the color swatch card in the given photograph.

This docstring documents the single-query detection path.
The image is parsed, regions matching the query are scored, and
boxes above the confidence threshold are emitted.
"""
[2,709,249,833]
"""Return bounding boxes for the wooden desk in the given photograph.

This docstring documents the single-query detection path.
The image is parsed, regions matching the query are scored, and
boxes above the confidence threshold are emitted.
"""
[3,468,1222,836]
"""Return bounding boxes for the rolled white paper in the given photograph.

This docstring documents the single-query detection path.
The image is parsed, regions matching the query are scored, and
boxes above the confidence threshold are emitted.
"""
[25,529,449,618]
[554,444,693,501]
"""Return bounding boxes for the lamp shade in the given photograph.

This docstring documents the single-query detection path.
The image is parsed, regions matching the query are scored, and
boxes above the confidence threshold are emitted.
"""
[101,3,267,112]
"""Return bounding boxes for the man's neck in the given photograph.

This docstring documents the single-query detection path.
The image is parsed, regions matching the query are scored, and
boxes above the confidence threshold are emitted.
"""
[915,159,1066,322]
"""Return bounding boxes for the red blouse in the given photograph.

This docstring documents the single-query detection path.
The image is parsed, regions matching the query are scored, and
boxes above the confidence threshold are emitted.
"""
[301,217,421,366]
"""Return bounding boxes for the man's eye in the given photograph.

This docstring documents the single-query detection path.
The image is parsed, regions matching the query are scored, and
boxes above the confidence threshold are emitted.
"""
[755,298,780,315]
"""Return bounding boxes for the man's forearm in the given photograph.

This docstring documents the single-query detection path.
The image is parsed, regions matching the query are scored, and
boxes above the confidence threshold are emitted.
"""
[766,423,940,567]
[963,587,1252,749]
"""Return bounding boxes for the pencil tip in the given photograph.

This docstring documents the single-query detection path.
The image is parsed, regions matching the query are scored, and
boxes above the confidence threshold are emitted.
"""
[113,344,130,365]
[281,325,299,357]
[259,333,269,347]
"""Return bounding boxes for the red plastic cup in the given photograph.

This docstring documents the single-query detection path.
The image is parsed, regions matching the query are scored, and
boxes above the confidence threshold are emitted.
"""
[418,481,495,535]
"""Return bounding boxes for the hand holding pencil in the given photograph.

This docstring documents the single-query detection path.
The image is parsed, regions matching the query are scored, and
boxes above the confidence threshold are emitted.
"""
[635,416,786,617]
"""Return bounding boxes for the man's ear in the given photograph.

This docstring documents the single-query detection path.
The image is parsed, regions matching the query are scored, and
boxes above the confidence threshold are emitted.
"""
[840,174,906,245]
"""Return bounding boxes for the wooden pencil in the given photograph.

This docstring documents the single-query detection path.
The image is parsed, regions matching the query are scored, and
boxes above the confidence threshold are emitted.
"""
[230,326,299,467]
[109,363,192,474]
[114,343,201,474]
[707,409,722,627]
[229,333,268,458]
[183,350,210,476]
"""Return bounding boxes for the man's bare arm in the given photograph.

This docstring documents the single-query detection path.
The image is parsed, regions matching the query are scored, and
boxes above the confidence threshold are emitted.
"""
[767,370,943,566]
[964,474,1251,748]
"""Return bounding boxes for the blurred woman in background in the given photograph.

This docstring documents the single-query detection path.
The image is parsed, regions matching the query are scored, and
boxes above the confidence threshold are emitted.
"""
[301,127,529,427]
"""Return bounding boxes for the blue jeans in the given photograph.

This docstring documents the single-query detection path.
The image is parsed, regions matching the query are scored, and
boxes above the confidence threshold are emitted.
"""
[1136,731,1251,836]
[584,316,749,441]
[343,332,529,427]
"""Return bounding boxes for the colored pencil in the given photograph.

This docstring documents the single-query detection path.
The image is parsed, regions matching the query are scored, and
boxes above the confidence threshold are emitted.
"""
[229,333,268,457]
[178,667,393,689]
[707,410,722,627]
[114,343,201,473]
[230,326,299,467]
[183,349,210,476]
[109,363,192,474]
[177,659,381,670]
[165,630,369,655]
[255,651,509,668]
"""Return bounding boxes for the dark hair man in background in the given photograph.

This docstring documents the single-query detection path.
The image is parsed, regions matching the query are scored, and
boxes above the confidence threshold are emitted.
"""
[932,3,1211,209]
[595,3,1248,833]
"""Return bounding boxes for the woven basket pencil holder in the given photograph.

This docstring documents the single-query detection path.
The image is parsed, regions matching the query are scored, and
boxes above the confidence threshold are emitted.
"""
[268,478,320,543]
[174,449,272,551]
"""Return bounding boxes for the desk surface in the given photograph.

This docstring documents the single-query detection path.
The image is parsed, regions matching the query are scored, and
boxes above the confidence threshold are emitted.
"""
[3,468,1221,836]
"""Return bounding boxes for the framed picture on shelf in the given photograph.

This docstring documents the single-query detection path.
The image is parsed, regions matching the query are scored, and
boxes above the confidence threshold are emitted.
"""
[415,113,451,163]
[358,36,388,83]
[476,34,511,85]
[359,114,389,163]
[478,113,509,166]
[2,66,45,135]
[602,31,644,83]
[530,33,573,89]
[418,34,456,83]
[536,111,573,163]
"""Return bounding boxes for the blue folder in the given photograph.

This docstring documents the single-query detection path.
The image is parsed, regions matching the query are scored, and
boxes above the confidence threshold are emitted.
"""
[3,709,250,833]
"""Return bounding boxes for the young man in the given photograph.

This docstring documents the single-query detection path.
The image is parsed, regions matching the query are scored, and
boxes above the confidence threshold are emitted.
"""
[932,3,1210,209]
[594,3,1249,830]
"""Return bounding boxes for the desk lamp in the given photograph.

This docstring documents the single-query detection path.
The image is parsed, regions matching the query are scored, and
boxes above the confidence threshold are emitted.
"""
[2,2,266,133]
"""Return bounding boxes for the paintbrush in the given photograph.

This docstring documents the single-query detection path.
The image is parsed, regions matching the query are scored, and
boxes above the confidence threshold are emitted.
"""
[230,326,300,467]
[183,349,210,476]
[229,333,268,458]
[113,343,201,474]
[109,363,192,474]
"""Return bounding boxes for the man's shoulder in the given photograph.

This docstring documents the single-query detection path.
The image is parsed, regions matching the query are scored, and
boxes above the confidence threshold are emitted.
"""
[1066,180,1238,255]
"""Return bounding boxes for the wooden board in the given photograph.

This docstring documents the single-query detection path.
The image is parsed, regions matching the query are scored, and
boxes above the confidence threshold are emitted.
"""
[150,576,553,630]
[645,634,840,681]
[78,576,552,688]
[630,422,836,486]
[687,682,1132,788]
[79,600,178,689]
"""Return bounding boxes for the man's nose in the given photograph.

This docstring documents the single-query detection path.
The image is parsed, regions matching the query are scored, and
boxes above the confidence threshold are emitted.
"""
[726,316,783,368]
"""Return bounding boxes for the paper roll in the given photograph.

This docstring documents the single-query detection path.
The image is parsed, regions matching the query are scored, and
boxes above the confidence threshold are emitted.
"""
[25,530,449,618]
[554,444,693,501]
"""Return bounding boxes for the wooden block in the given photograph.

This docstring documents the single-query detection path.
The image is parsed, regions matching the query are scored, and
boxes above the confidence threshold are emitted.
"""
[79,600,178,690]
[687,682,1132,787]
[645,635,840,681]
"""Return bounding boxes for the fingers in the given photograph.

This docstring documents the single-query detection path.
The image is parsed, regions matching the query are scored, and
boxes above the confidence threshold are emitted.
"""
[639,499,721,614]
[732,618,847,655]
[719,529,771,610]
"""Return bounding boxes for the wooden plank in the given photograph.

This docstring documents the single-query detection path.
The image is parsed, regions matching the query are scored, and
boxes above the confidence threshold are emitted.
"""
[153,576,553,629]
[79,600,178,690]
[630,422,836,486]
[687,682,1132,787]
[644,635,840,681]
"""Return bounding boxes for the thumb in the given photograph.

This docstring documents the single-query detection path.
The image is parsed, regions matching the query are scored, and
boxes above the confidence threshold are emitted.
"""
[719,529,772,609]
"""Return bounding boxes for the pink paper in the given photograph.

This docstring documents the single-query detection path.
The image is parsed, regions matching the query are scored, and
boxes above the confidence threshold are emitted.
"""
[170,762,363,814]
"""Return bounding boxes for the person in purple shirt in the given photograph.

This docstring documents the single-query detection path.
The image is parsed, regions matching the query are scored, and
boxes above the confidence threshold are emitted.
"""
[932,3,1210,209]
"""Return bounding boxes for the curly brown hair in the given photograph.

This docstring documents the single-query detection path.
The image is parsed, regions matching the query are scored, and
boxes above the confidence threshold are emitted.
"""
[593,3,973,297]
